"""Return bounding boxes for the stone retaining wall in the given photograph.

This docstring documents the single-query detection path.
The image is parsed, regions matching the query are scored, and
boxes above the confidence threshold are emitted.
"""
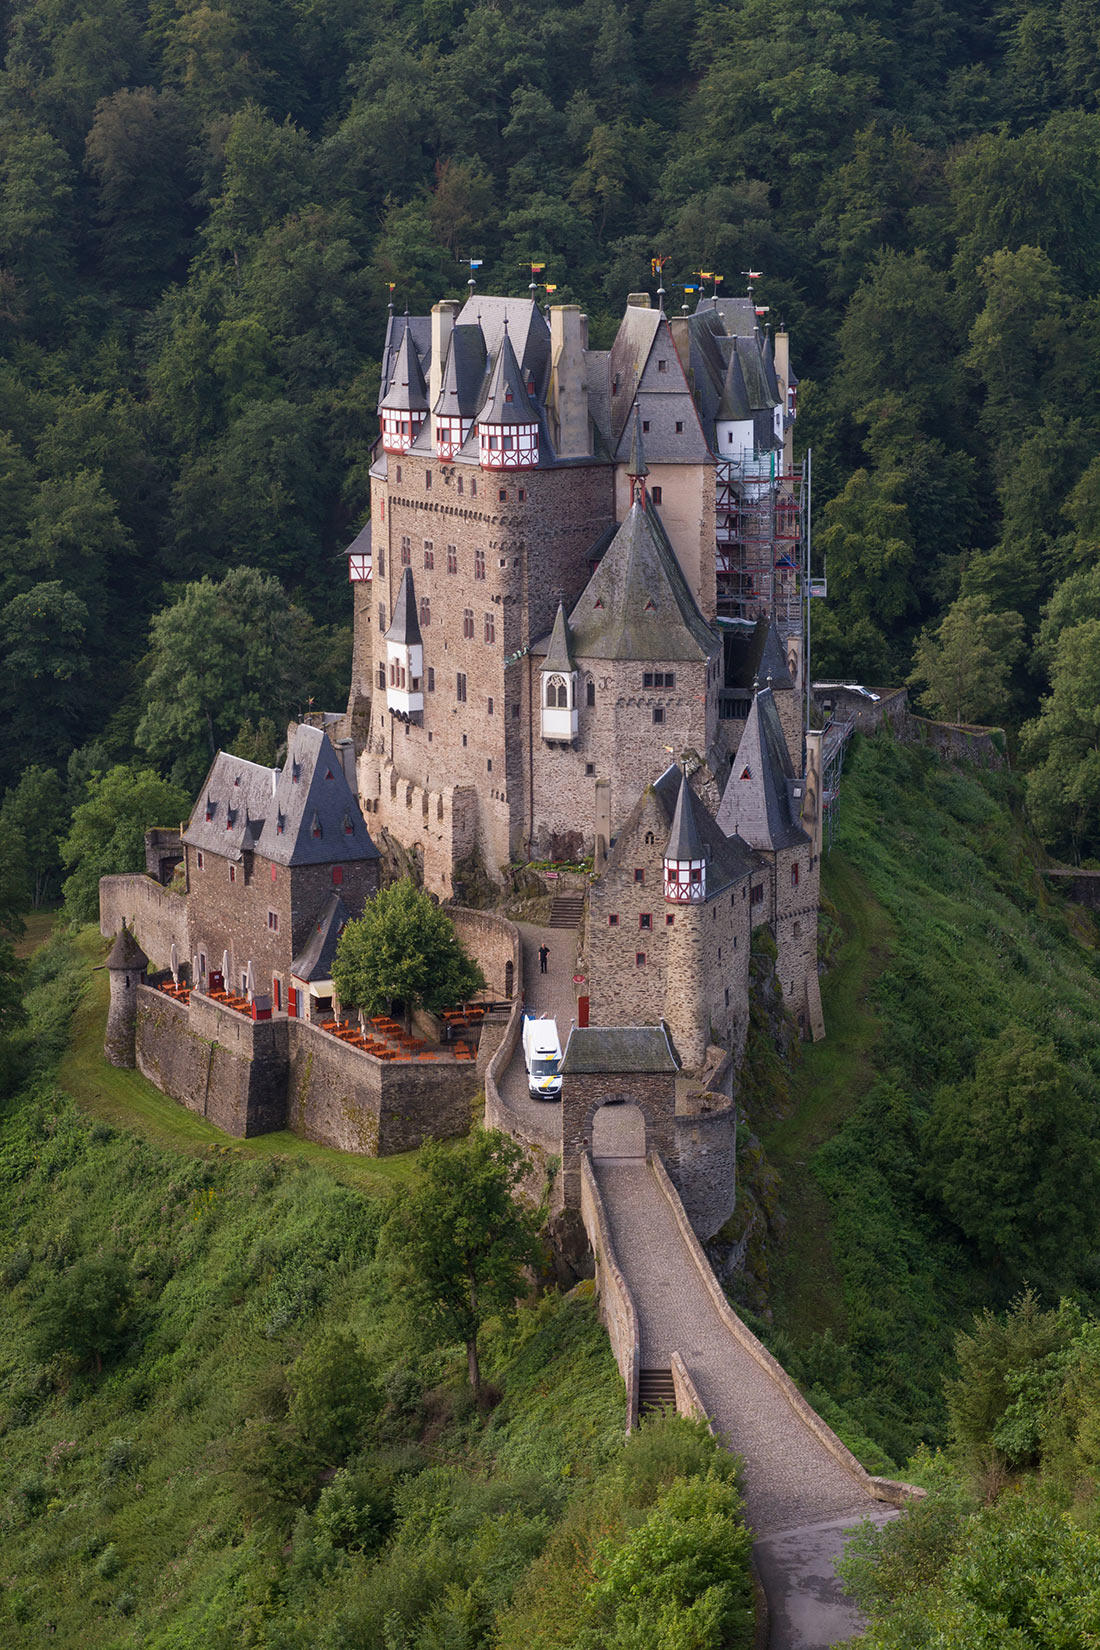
[906,714,1007,769]
[100,874,190,973]
[287,1019,476,1154]
[581,1152,639,1434]
[136,987,288,1136]
[670,1351,713,1433]
[1043,869,1100,909]
[673,1103,738,1240]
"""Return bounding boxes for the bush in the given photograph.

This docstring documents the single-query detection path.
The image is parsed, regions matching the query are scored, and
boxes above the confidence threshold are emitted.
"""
[34,1253,136,1375]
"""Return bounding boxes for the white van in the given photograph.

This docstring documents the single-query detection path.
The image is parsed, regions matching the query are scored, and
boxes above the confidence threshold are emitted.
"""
[522,1015,563,1099]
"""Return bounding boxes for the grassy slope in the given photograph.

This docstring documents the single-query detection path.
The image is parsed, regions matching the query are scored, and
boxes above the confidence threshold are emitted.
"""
[760,734,1100,1463]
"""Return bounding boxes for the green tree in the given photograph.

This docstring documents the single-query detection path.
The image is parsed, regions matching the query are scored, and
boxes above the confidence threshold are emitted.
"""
[923,1027,1098,1278]
[85,87,197,296]
[34,1254,135,1375]
[60,765,190,923]
[288,1330,379,1463]
[0,582,92,769]
[908,593,1023,725]
[1,766,68,907]
[136,566,327,788]
[1020,619,1100,859]
[332,880,485,1026]
[382,1129,541,1397]
[946,1291,1079,1476]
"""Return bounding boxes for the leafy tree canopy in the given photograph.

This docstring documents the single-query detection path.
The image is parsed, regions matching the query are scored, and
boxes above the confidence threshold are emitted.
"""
[61,765,190,923]
[332,880,485,1023]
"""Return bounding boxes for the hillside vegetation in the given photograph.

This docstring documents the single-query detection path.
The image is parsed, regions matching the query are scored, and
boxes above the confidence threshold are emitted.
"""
[757,735,1100,1467]
[0,938,753,1649]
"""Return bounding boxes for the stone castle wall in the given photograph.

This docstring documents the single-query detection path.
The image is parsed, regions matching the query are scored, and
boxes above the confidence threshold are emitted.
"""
[286,1020,475,1154]
[135,987,289,1136]
[100,874,190,973]
[580,1152,639,1431]
[560,1070,678,1209]
[529,652,716,863]
[672,1102,738,1240]
[356,755,479,899]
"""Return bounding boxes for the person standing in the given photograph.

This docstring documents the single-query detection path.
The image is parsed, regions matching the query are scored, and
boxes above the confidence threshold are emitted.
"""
[538,943,549,974]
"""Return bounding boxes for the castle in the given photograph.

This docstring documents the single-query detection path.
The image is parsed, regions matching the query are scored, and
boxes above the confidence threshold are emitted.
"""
[345,287,822,1051]
[100,283,824,1170]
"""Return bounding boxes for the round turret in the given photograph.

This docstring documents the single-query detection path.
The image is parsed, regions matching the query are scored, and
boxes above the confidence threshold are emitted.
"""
[104,923,148,1068]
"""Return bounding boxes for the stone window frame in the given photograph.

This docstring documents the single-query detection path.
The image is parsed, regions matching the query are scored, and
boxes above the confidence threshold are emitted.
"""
[427,666,435,692]
[791,862,800,886]
[447,544,458,574]
[462,608,474,638]
[423,541,434,569]
[229,863,236,884]
[400,536,411,566]
[586,679,595,707]
[484,612,495,644]
[196,851,204,871]
[666,913,675,926]
[653,706,665,724]
[474,548,486,580]
[585,761,595,776]
[487,697,494,715]
[267,910,279,932]
[751,883,764,906]
[456,672,467,703]
[420,595,431,628]
[652,485,663,504]
[634,868,644,883]
[608,914,619,926]
[639,913,652,930]
[636,951,647,967]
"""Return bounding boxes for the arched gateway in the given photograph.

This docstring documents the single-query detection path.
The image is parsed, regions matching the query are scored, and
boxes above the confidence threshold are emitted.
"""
[558,1024,680,1208]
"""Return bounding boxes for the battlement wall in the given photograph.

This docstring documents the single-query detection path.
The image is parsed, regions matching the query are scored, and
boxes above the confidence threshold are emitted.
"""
[100,874,190,974]
[357,752,479,898]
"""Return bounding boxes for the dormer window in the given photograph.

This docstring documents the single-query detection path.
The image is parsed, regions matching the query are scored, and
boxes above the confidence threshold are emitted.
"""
[291,762,300,783]
[205,797,215,821]
[310,813,322,839]
[343,813,354,835]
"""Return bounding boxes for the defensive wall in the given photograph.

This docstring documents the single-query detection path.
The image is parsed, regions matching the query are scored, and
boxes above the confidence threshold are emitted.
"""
[108,885,519,1158]
[100,874,190,974]
[1042,869,1100,909]
[580,1154,640,1432]
[812,685,1009,770]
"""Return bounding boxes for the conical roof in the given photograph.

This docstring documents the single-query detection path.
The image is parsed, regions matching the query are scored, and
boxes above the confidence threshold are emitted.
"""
[627,403,649,477]
[379,327,428,412]
[384,566,423,648]
[477,329,539,424]
[718,349,751,421]
[541,600,574,674]
[567,499,719,663]
[434,323,487,417]
[665,768,705,861]
[106,924,148,971]
[715,688,806,851]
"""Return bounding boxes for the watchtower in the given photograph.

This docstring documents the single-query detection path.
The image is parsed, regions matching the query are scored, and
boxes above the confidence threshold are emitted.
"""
[104,924,148,1068]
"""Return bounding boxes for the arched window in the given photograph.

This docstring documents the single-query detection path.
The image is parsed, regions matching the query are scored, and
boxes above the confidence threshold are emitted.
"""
[546,674,566,708]
[556,681,568,707]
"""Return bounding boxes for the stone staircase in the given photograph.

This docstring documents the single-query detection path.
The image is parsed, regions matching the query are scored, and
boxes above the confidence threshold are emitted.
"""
[548,894,585,928]
[638,1366,676,1417]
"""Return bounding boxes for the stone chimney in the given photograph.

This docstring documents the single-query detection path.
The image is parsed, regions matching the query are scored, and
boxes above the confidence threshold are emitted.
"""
[669,315,691,374]
[429,300,461,440]
[548,305,590,460]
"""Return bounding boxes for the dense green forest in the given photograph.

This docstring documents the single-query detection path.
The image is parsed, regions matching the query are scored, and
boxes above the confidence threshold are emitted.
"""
[1,0,1100,895]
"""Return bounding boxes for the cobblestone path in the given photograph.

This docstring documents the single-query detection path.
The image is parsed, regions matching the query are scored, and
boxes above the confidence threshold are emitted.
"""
[594,1156,895,1648]
[494,921,577,1152]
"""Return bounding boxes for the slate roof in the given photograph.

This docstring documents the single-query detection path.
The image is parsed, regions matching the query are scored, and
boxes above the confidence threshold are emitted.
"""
[456,293,551,396]
[567,498,720,663]
[724,617,794,693]
[560,1023,679,1074]
[541,601,575,674]
[601,763,754,901]
[715,689,808,852]
[477,329,540,424]
[434,323,487,417]
[184,724,380,868]
[665,766,706,861]
[345,519,371,561]
[106,924,147,971]
[627,403,649,477]
[607,310,711,465]
[385,567,423,648]
[291,891,352,983]
[676,302,784,456]
[379,326,428,412]
[607,304,663,447]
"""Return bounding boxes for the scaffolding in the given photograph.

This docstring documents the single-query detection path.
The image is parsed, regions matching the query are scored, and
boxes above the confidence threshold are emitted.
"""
[715,449,809,634]
[819,714,854,852]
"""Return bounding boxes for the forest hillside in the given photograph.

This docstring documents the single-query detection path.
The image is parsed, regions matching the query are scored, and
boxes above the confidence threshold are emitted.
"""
[3,0,1100,920]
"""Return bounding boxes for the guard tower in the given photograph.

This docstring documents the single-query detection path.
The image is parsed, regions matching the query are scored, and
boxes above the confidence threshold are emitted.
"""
[104,924,148,1068]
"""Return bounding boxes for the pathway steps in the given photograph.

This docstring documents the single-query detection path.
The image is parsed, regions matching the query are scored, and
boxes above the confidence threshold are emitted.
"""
[593,1156,895,1648]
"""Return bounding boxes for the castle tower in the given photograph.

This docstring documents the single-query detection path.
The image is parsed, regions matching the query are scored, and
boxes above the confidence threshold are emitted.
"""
[476,328,540,469]
[662,769,709,1067]
[380,327,428,454]
[104,924,148,1068]
[539,601,577,743]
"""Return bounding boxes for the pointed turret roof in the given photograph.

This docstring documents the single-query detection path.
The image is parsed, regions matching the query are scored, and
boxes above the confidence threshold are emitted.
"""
[384,567,423,648]
[106,924,147,971]
[379,326,428,412]
[665,767,705,861]
[628,403,649,477]
[567,499,719,663]
[542,601,574,674]
[715,688,807,851]
[477,329,539,424]
[434,323,487,417]
[718,350,751,421]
